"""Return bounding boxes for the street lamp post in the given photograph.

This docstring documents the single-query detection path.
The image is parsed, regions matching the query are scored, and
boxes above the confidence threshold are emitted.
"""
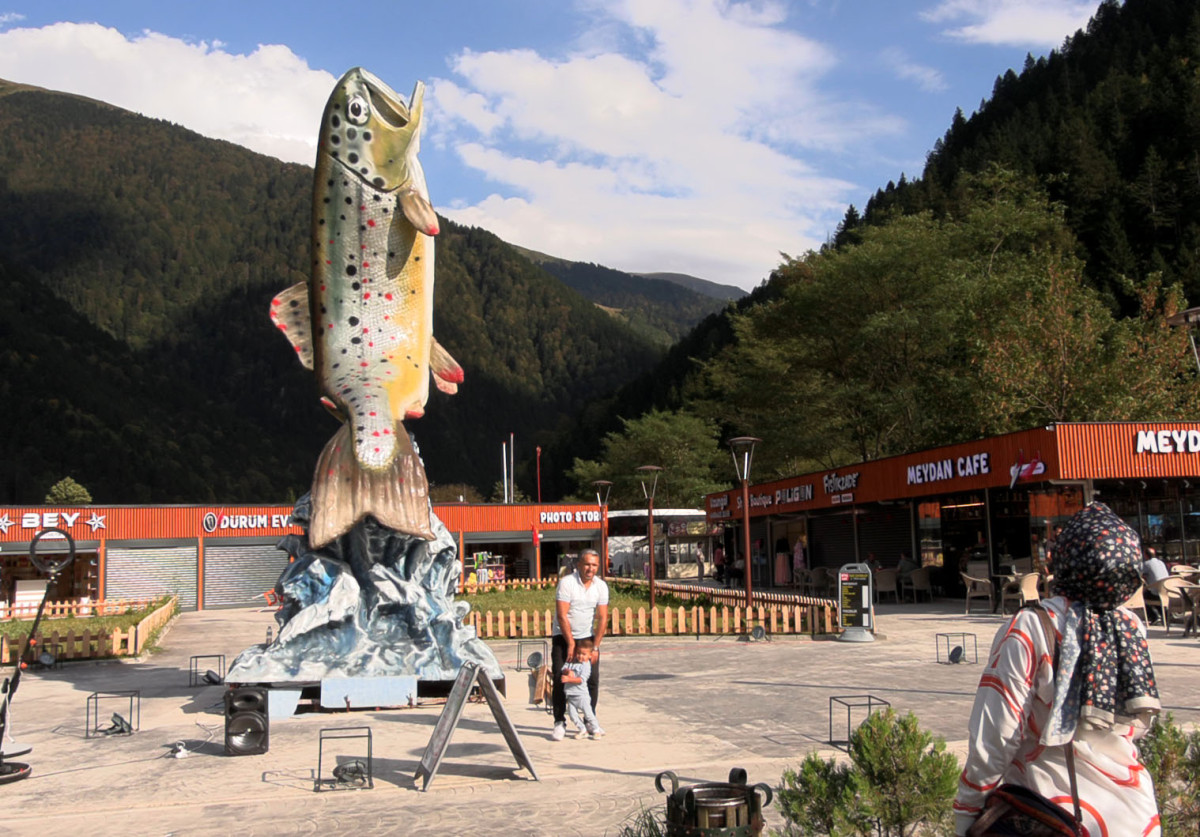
[727,437,761,611]
[592,480,613,576]
[636,465,663,610]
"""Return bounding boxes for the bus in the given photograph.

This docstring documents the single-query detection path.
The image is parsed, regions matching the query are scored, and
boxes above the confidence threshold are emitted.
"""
[605,509,721,580]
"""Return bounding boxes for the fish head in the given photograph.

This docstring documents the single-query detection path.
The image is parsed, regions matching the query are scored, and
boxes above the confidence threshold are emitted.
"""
[319,68,431,204]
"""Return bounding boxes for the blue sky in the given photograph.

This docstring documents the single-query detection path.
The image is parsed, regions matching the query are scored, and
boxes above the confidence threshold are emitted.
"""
[0,1,1099,289]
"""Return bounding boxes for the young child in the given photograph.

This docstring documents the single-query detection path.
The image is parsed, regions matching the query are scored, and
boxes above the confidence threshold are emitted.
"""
[560,637,605,739]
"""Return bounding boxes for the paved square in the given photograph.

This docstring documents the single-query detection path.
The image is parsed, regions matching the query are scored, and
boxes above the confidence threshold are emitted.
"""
[3,602,1198,836]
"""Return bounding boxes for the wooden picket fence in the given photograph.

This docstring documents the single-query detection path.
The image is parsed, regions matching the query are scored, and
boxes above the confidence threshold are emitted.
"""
[460,574,839,637]
[467,601,836,639]
[0,595,178,665]
[0,597,160,622]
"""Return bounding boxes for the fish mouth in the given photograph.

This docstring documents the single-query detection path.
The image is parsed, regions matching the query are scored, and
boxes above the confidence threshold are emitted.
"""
[357,68,410,129]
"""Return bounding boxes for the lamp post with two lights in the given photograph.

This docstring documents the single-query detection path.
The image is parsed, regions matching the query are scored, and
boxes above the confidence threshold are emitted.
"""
[636,465,663,609]
[727,437,761,612]
[592,480,613,576]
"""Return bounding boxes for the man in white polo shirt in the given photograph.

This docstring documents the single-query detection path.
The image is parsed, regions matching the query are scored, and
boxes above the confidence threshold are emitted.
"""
[551,548,608,741]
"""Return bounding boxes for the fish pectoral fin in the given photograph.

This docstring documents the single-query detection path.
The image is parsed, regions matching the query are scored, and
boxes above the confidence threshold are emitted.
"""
[269,283,314,370]
[309,425,434,547]
[319,397,347,422]
[399,190,439,236]
[430,338,464,395]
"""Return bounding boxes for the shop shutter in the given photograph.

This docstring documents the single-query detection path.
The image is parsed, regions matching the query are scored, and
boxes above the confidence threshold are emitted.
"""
[856,504,914,567]
[203,542,291,609]
[808,514,857,569]
[106,544,198,611]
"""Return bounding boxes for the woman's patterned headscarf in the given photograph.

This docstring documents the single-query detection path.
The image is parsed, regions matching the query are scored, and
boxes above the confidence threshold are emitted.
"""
[1043,501,1160,745]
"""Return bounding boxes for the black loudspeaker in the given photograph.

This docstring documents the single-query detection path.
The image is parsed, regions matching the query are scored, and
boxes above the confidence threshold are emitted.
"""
[224,686,269,756]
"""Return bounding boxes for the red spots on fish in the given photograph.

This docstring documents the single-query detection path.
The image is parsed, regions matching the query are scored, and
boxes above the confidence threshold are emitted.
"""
[277,323,288,331]
[294,346,302,354]
[367,219,376,227]
[271,299,282,308]
[328,323,334,329]
[362,261,370,268]
[360,362,369,367]
[369,412,376,416]
[363,292,371,300]
[360,205,366,211]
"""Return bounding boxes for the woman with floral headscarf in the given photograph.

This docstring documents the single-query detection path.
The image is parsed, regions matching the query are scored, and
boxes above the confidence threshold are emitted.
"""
[954,501,1161,836]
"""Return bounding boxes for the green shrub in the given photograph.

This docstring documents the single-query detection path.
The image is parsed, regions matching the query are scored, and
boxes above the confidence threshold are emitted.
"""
[776,709,959,837]
[1140,712,1200,837]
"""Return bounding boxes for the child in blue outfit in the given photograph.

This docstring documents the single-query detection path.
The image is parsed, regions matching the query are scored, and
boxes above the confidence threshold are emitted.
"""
[560,637,605,739]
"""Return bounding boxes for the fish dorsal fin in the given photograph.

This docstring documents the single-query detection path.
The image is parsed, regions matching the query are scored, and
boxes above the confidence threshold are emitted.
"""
[269,283,314,370]
[430,337,464,395]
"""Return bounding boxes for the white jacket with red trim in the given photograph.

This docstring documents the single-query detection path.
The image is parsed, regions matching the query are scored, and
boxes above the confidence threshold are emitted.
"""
[954,596,1160,837]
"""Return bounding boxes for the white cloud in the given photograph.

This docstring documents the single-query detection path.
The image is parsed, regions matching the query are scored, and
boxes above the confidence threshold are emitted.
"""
[882,47,948,93]
[0,13,26,26]
[921,0,1094,48]
[0,5,907,288]
[431,0,895,285]
[0,22,330,164]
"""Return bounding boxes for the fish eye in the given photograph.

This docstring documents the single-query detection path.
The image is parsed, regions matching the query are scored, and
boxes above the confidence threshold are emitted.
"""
[346,94,370,126]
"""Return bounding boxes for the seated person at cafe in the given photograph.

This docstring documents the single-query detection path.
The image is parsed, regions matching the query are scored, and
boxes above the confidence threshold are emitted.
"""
[897,551,918,581]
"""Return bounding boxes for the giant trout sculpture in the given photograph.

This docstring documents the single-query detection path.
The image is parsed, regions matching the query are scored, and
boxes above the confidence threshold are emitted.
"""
[270,67,462,547]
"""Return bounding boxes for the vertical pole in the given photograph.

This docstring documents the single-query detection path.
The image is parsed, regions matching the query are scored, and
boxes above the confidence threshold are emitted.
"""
[601,505,609,577]
[536,446,542,503]
[742,477,753,611]
[648,496,657,610]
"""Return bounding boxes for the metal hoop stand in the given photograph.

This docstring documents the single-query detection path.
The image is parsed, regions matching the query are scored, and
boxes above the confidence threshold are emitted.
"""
[0,528,76,785]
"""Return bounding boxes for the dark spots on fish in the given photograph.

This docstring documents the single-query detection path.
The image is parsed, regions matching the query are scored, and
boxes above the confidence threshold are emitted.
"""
[346,265,357,276]
[348,316,360,326]
[319,218,327,224]
[388,251,396,259]
[345,197,352,205]
[341,348,348,355]
[381,207,389,214]
[323,197,331,204]
[340,215,346,221]
[320,305,327,314]
[348,153,359,164]
[331,115,341,127]
[360,225,367,232]
[411,289,417,295]
[373,177,385,189]
[331,151,339,159]
[414,256,420,261]
[351,282,361,291]
[363,131,372,141]
[347,128,357,140]
[330,135,341,146]
[289,299,300,308]
[332,363,339,369]
[327,179,334,186]
[360,168,369,176]
[373,193,383,201]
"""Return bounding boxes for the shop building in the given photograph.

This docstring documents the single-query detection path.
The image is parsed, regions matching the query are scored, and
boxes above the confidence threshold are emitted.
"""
[0,502,606,611]
[705,422,1200,594]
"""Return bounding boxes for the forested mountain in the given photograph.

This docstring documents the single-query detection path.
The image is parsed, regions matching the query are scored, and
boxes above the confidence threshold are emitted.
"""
[0,79,660,504]
[849,0,1200,311]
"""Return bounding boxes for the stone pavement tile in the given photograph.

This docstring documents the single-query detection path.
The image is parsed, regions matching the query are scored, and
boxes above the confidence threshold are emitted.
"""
[2,601,1198,836]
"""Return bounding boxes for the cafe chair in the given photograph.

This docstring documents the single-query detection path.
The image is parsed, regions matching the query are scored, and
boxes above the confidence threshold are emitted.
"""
[905,567,934,603]
[1000,572,1041,614]
[874,568,899,604]
[808,567,833,597]
[1150,577,1198,636]
[961,572,994,615]
[1121,584,1150,626]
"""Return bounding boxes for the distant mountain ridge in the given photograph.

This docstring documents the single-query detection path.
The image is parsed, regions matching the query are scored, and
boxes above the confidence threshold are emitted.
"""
[633,272,746,301]
[512,245,742,345]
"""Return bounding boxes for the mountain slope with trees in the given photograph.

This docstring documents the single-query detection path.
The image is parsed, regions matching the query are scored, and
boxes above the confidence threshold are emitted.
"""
[0,79,660,503]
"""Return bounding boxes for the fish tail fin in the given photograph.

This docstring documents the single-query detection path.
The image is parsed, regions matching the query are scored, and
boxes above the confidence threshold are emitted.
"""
[309,424,434,548]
